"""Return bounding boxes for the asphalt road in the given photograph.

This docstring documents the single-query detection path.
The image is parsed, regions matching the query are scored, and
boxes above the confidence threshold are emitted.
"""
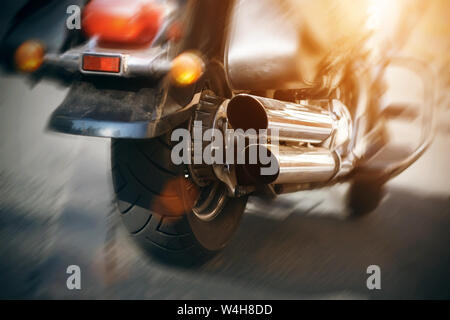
[0,74,449,299]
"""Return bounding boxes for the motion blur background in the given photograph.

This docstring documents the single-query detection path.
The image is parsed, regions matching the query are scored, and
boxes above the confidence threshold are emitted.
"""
[0,0,449,299]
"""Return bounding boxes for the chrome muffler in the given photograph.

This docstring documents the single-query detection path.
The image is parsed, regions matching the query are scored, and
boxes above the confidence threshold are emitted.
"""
[236,144,338,185]
[226,94,352,187]
[227,94,335,144]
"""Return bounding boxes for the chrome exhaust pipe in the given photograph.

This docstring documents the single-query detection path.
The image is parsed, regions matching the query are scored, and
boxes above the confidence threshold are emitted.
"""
[236,144,338,185]
[227,94,335,144]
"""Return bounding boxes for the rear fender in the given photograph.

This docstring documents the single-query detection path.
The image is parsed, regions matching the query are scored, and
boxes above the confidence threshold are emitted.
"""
[47,78,201,139]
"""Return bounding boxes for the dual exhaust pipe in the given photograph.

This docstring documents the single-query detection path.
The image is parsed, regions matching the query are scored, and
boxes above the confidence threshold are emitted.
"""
[226,94,351,186]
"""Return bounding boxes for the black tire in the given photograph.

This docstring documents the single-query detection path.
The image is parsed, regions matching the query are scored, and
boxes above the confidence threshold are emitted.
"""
[346,178,385,219]
[111,134,247,266]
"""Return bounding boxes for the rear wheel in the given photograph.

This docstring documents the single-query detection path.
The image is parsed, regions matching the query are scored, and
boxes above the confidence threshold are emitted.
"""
[111,133,247,266]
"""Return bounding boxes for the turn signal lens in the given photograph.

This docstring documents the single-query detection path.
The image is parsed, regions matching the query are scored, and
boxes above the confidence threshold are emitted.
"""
[14,40,45,72]
[170,52,204,86]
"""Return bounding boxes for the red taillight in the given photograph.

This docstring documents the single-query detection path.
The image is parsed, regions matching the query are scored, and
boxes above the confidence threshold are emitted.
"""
[82,55,121,73]
[82,0,164,45]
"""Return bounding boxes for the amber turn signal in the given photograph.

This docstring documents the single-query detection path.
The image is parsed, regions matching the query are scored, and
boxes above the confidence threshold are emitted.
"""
[170,52,204,87]
[14,40,45,73]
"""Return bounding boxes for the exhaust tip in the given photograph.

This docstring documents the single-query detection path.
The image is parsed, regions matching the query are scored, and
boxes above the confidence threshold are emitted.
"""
[227,95,268,131]
[236,145,279,185]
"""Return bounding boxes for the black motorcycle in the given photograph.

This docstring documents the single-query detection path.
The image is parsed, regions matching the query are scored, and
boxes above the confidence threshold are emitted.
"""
[1,0,435,264]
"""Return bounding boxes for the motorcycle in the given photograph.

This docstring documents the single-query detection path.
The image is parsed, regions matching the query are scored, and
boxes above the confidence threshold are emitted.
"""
[1,0,436,264]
